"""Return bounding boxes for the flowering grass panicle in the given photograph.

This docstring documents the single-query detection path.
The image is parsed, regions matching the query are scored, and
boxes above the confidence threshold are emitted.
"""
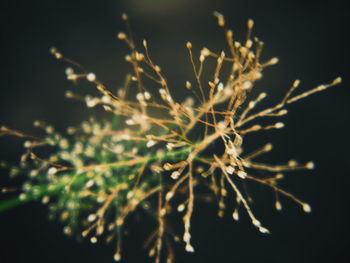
[0,12,341,262]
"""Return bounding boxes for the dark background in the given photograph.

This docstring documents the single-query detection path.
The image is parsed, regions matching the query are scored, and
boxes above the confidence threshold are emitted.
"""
[0,0,349,262]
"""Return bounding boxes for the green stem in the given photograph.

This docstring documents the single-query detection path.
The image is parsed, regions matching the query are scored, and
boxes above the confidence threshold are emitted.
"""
[0,183,64,212]
[0,197,25,212]
[0,146,194,212]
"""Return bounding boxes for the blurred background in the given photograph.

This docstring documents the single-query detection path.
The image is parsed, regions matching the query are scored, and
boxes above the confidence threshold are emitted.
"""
[0,0,349,262]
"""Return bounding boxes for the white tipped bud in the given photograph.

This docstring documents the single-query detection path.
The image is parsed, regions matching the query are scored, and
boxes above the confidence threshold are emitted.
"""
[268,57,279,65]
[19,193,27,201]
[143,39,148,48]
[154,65,161,73]
[186,42,192,49]
[85,179,94,188]
[146,140,156,148]
[248,19,254,29]
[223,87,233,96]
[116,218,124,226]
[199,54,205,62]
[114,253,121,262]
[248,101,256,108]
[288,160,298,167]
[117,32,126,40]
[254,71,263,80]
[185,81,192,89]
[86,73,96,82]
[125,55,132,62]
[333,77,342,84]
[46,126,54,134]
[275,173,284,179]
[121,13,128,20]
[259,92,267,100]
[239,46,248,56]
[101,95,111,104]
[59,139,69,149]
[275,201,282,211]
[275,122,284,129]
[136,92,144,101]
[81,230,89,237]
[201,47,211,56]
[217,121,227,131]
[159,88,167,97]
[63,226,72,235]
[306,161,315,169]
[217,82,224,91]
[24,141,32,148]
[148,248,155,257]
[245,39,253,48]
[114,144,124,154]
[317,85,326,91]
[65,67,74,75]
[166,143,174,150]
[177,204,185,212]
[90,237,97,244]
[259,226,270,234]
[48,167,58,175]
[165,192,174,201]
[126,191,134,199]
[226,166,235,175]
[265,143,273,151]
[302,203,312,213]
[121,134,130,140]
[213,11,225,27]
[293,79,300,87]
[160,208,167,217]
[135,52,144,61]
[41,195,50,204]
[50,47,57,54]
[185,244,195,253]
[88,213,97,222]
[163,163,172,171]
[237,170,247,179]
[171,171,180,180]
[125,119,135,125]
[33,120,41,127]
[29,170,38,178]
[232,209,239,221]
[65,90,74,98]
[166,95,173,103]
[55,52,62,59]
[96,226,104,236]
[144,91,151,100]
[242,80,253,90]
[278,109,288,116]
[86,97,97,108]
[103,105,112,112]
